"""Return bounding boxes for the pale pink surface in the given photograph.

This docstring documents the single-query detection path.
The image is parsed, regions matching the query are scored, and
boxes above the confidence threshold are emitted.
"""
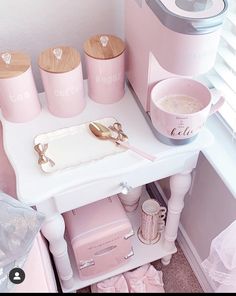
[0,67,41,123]
[0,122,16,197]
[123,264,165,293]
[40,64,85,117]
[85,53,125,104]
[13,233,57,293]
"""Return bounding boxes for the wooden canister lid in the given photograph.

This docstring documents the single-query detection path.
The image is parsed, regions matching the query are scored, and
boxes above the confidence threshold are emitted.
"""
[38,46,81,73]
[0,51,31,79]
[84,34,125,60]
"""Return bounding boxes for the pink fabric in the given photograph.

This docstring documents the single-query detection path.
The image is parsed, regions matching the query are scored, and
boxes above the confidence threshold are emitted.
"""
[123,264,165,293]
[201,220,236,292]
[0,122,16,197]
[91,274,129,293]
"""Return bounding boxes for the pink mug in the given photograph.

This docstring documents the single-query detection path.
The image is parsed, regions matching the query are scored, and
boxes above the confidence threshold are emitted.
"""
[150,77,225,144]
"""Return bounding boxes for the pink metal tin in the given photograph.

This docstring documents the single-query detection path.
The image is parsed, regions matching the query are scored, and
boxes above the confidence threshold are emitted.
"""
[38,46,85,118]
[0,52,41,123]
[84,34,125,104]
[63,195,134,280]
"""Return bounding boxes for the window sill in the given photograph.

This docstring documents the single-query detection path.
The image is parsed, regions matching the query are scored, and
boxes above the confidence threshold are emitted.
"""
[203,114,236,197]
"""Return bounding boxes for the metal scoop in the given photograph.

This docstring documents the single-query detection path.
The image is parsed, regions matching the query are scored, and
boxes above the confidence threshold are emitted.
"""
[89,122,156,162]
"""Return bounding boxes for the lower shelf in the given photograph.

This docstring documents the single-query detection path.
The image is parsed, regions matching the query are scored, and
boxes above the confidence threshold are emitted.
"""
[61,188,177,292]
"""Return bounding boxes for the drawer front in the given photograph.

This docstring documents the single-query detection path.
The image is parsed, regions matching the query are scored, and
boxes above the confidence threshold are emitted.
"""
[54,152,198,214]
[54,168,152,214]
[55,172,143,214]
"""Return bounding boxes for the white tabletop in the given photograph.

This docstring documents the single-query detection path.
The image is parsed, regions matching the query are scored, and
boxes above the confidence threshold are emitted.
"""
[0,81,214,205]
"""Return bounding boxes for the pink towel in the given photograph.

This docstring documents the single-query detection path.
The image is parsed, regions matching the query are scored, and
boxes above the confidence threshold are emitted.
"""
[91,274,129,293]
[123,264,165,293]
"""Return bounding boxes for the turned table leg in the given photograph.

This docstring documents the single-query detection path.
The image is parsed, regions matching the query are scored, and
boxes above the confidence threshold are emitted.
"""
[161,171,192,266]
[37,200,74,290]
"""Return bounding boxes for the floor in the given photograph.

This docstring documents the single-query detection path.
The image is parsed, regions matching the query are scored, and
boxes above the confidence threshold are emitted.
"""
[77,241,203,293]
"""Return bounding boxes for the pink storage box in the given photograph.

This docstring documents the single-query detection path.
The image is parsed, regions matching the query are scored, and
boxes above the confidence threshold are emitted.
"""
[13,233,58,293]
[63,195,134,280]
[84,34,125,104]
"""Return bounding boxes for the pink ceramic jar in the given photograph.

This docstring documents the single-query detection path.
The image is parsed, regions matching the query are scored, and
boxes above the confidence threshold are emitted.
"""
[0,51,41,123]
[84,34,126,104]
[38,46,85,117]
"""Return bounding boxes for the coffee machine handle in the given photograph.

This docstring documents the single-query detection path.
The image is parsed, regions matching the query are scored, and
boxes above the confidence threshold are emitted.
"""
[209,96,225,116]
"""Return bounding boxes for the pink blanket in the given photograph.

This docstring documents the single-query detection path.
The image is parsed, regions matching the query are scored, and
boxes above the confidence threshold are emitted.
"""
[91,274,129,293]
[123,264,165,293]
[91,264,165,293]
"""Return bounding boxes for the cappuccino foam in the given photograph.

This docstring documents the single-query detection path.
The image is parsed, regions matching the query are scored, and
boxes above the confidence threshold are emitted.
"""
[157,95,204,114]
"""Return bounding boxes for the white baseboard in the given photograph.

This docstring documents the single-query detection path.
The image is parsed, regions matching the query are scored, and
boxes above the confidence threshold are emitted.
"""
[152,182,215,293]
[177,225,214,292]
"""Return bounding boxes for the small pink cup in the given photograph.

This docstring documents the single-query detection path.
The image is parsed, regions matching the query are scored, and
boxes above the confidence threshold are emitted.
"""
[0,51,41,123]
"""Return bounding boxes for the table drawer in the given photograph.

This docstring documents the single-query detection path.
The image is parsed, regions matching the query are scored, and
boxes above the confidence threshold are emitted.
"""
[53,151,198,214]
[54,170,145,214]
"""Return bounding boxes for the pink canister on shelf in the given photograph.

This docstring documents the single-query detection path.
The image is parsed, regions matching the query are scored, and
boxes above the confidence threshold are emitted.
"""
[38,46,85,117]
[84,34,126,104]
[0,51,41,123]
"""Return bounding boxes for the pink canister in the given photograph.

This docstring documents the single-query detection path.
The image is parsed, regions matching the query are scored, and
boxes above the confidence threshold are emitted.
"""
[0,51,41,123]
[38,46,85,117]
[84,34,126,104]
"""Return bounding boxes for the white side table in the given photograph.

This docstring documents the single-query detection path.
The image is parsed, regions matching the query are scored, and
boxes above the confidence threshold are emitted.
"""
[0,81,213,292]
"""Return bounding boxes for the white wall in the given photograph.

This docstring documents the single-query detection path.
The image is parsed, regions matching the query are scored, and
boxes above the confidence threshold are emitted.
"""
[0,0,124,92]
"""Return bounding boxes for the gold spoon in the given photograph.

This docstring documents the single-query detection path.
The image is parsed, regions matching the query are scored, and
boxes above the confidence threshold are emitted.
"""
[89,122,156,162]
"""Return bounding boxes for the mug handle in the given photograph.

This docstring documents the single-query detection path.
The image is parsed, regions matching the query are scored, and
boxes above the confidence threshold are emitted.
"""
[209,96,225,116]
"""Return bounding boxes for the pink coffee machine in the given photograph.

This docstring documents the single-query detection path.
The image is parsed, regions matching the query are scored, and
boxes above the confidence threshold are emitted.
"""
[125,0,228,145]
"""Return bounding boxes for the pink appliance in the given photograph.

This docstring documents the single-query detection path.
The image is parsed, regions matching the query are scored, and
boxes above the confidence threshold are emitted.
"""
[125,0,228,145]
[63,195,134,280]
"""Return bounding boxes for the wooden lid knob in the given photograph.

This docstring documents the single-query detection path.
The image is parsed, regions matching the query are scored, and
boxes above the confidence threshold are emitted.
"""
[84,34,125,60]
[38,46,81,73]
[0,51,31,79]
